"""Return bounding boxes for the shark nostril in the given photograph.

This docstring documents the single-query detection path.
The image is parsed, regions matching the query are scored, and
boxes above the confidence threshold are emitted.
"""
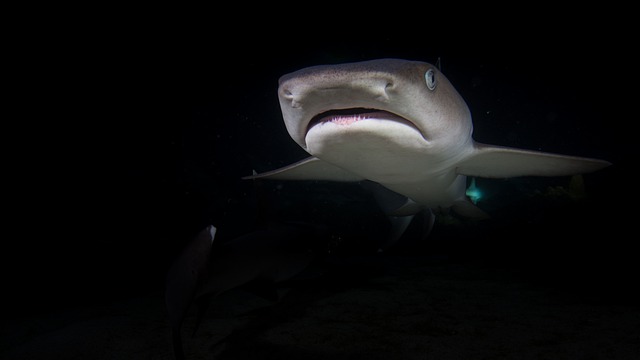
[383,82,394,95]
[281,88,295,100]
[282,89,300,107]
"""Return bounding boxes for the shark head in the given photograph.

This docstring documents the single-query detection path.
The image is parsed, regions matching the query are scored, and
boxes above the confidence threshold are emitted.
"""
[278,59,474,183]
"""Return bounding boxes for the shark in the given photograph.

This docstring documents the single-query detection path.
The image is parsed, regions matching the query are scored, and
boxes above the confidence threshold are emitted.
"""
[244,58,610,236]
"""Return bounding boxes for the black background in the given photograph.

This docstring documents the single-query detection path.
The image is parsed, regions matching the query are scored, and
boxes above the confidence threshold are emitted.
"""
[4,18,637,321]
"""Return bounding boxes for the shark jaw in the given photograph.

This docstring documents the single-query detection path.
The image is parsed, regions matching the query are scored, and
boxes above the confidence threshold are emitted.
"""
[305,107,430,159]
[304,107,435,184]
[307,108,424,136]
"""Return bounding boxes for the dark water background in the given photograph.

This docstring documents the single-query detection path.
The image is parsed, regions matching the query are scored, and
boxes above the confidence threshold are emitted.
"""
[2,22,637,359]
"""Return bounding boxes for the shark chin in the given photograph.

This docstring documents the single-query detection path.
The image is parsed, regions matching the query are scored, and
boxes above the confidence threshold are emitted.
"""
[305,117,432,184]
[307,118,427,149]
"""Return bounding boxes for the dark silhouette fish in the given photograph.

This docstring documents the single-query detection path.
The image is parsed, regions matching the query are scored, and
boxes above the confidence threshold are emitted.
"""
[165,223,322,359]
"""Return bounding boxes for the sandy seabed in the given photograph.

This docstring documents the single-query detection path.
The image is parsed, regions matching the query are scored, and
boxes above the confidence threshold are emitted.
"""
[2,255,639,360]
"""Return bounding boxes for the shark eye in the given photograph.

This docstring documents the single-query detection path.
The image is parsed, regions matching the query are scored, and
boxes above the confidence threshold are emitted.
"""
[425,69,437,90]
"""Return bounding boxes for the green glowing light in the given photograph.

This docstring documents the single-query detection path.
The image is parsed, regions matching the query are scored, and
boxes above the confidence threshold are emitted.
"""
[466,177,482,204]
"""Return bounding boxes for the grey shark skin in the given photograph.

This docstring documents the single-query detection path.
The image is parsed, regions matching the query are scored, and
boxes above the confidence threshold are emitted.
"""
[245,58,611,218]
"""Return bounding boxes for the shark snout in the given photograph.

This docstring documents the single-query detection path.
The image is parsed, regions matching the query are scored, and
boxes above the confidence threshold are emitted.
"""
[279,78,393,110]
[278,75,405,149]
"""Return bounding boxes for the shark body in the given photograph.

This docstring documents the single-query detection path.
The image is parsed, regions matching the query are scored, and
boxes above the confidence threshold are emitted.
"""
[246,58,610,220]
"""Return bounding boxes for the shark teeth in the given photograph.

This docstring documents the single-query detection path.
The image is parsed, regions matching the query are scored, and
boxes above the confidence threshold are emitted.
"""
[325,114,368,125]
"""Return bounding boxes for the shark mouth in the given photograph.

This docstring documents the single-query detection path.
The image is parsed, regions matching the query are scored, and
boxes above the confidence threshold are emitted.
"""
[307,108,419,134]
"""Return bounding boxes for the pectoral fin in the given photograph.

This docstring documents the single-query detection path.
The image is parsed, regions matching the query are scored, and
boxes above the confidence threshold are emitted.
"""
[457,143,611,178]
[243,157,364,182]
